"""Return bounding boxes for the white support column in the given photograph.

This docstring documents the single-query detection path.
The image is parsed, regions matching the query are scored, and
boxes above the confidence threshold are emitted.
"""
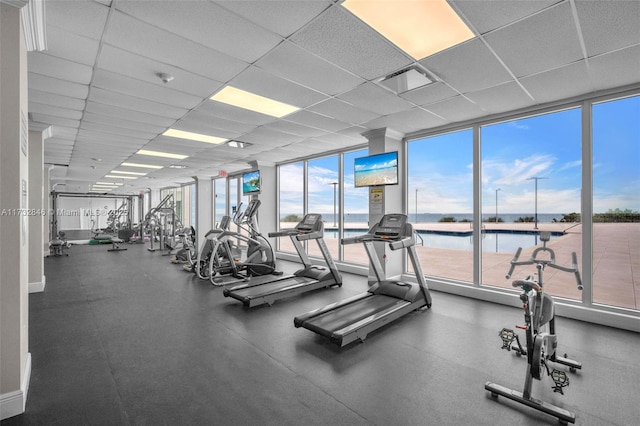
[361,128,405,283]
[193,176,212,248]
[0,2,31,420]
[28,126,49,293]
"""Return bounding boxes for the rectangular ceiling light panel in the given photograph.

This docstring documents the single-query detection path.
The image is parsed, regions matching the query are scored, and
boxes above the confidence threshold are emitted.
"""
[121,162,164,169]
[211,86,300,118]
[342,0,474,60]
[105,175,137,180]
[136,149,189,160]
[110,170,148,176]
[162,129,228,145]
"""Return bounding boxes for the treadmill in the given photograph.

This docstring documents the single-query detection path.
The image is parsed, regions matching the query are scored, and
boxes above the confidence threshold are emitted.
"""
[222,213,342,307]
[294,214,432,347]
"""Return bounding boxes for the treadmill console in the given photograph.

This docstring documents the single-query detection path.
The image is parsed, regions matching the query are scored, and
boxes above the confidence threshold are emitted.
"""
[295,213,323,233]
[373,214,408,239]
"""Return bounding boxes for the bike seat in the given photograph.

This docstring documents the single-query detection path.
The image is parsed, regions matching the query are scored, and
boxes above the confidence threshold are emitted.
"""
[512,278,541,292]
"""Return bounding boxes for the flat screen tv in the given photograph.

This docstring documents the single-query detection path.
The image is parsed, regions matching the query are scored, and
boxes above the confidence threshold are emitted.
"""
[354,151,398,187]
[242,170,261,195]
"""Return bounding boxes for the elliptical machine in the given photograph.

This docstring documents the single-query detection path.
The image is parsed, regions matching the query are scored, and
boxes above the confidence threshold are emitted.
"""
[485,231,583,425]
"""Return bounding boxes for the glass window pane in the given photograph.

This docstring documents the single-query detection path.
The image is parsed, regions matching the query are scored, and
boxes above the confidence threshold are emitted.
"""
[278,162,304,253]
[214,178,227,226]
[481,109,582,300]
[307,155,339,260]
[407,130,473,282]
[343,149,369,265]
[592,95,640,310]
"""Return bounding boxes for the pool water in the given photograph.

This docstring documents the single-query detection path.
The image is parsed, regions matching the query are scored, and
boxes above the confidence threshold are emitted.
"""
[323,229,559,253]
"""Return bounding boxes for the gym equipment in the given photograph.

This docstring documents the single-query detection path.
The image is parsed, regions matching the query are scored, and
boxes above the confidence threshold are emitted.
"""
[49,231,71,257]
[193,216,233,279]
[171,226,196,264]
[485,231,583,425]
[294,214,432,347]
[223,213,342,307]
[108,237,127,252]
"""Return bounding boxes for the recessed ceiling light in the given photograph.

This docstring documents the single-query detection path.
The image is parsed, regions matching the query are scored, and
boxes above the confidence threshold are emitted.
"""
[342,0,474,60]
[104,175,137,180]
[136,149,188,160]
[121,162,163,169]
[162,129,227,145]
[96,182,123,186]
[168,164,188,169]
[110,170,148,176]
[211,86,299,118]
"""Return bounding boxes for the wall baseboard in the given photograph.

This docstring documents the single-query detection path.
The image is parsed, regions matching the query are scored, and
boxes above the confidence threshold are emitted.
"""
[0,353,31,421]
[28,275,45,293]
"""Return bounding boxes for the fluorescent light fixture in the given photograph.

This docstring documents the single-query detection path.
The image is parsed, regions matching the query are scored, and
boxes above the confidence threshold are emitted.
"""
[211,86,299,118]
[121,162,163,169]
[136,149,188,160]
[110,170,148,176]
[168,165,188,169]
[96,182,123,186]
[342,0,474,60]
[162,129,227,145]
[104,175,137,180]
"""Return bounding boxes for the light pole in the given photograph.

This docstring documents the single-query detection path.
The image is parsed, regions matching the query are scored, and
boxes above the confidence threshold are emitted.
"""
[527,177,548,229]
[495,188,501,224]
[331,182,338,227]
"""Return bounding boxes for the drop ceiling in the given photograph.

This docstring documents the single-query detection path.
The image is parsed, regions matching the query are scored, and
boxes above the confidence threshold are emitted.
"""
[25,0,640,193]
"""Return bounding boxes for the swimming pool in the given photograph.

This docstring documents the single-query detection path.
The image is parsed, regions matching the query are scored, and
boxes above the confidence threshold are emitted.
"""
[323,229,561,253]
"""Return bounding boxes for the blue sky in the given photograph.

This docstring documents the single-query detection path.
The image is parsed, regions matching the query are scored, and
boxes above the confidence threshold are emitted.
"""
[279,95,639,217]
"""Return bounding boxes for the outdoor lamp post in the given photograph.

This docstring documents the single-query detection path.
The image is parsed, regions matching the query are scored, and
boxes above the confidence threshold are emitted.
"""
[527,176,548,229]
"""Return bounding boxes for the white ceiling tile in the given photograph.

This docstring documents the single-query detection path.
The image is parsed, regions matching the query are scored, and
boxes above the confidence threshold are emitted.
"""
[484,2,584,77]
[80,121,159,141]
[307,98,379,125]
[521,61,595,105]
[180,109,257,135]
[290,5,412,80]
[115,1,283,63]
[364,107,448,134]
[337,82,414,116]
[420,38,513,93]
[104,11,248,82]
[29,90,86,111]
[28,53,93,84]
[217,0,332,38]
[46,0,109,40]
[92,70,203,110]
[83,112,166,136]
[240,127,305,147]
[588,45,640,92]
[88,87,188,119]
[284,110,352,133]
[43,26,100,66]
[97,45,224,98]
[265,120,328,138]
[398,82,459,106]
[85,101,175,128]
[465,82,534,114]
[452,0,558,35]
[256,41,364,96]
[28,74,89,100]
[230,66,328,108]
[169,121,239,141]
[422,96,486,123]
[575,0,640,57]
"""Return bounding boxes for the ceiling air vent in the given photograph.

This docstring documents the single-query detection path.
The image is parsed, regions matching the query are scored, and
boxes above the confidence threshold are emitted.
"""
[378,66,434,94]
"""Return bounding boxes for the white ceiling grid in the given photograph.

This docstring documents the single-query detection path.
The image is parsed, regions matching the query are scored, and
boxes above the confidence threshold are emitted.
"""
[22,0,639,193]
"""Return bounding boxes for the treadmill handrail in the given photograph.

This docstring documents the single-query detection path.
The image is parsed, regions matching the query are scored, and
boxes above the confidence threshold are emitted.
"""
[341,234,373,245]
[268,228,299,238]
[296,230,322,241]
[389,236,414,251]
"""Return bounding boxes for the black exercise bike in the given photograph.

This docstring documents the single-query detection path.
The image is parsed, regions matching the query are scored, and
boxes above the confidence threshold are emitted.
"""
[485,231,583,425]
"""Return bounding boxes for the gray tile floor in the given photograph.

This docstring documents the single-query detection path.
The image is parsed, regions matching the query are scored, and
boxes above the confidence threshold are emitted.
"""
[3,243,639,425]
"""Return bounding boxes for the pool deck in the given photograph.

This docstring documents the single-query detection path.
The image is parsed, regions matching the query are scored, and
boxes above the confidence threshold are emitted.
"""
[284,221,639,311]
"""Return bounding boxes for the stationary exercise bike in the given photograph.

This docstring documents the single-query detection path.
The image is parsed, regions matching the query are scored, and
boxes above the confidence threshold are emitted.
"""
[485,231,583,425]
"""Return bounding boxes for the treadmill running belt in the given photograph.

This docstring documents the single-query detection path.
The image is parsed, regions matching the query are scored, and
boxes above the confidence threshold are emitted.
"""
[301,295,405,336]
[229,276,317,300]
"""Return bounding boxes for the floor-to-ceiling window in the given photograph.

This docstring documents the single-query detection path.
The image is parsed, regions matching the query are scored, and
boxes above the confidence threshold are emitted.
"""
[592,95,640,311]
[407,129,473,282]
[480,109,583,301]
[307,155,340,259]
[278,162,304,253]
[343,149,369,265]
